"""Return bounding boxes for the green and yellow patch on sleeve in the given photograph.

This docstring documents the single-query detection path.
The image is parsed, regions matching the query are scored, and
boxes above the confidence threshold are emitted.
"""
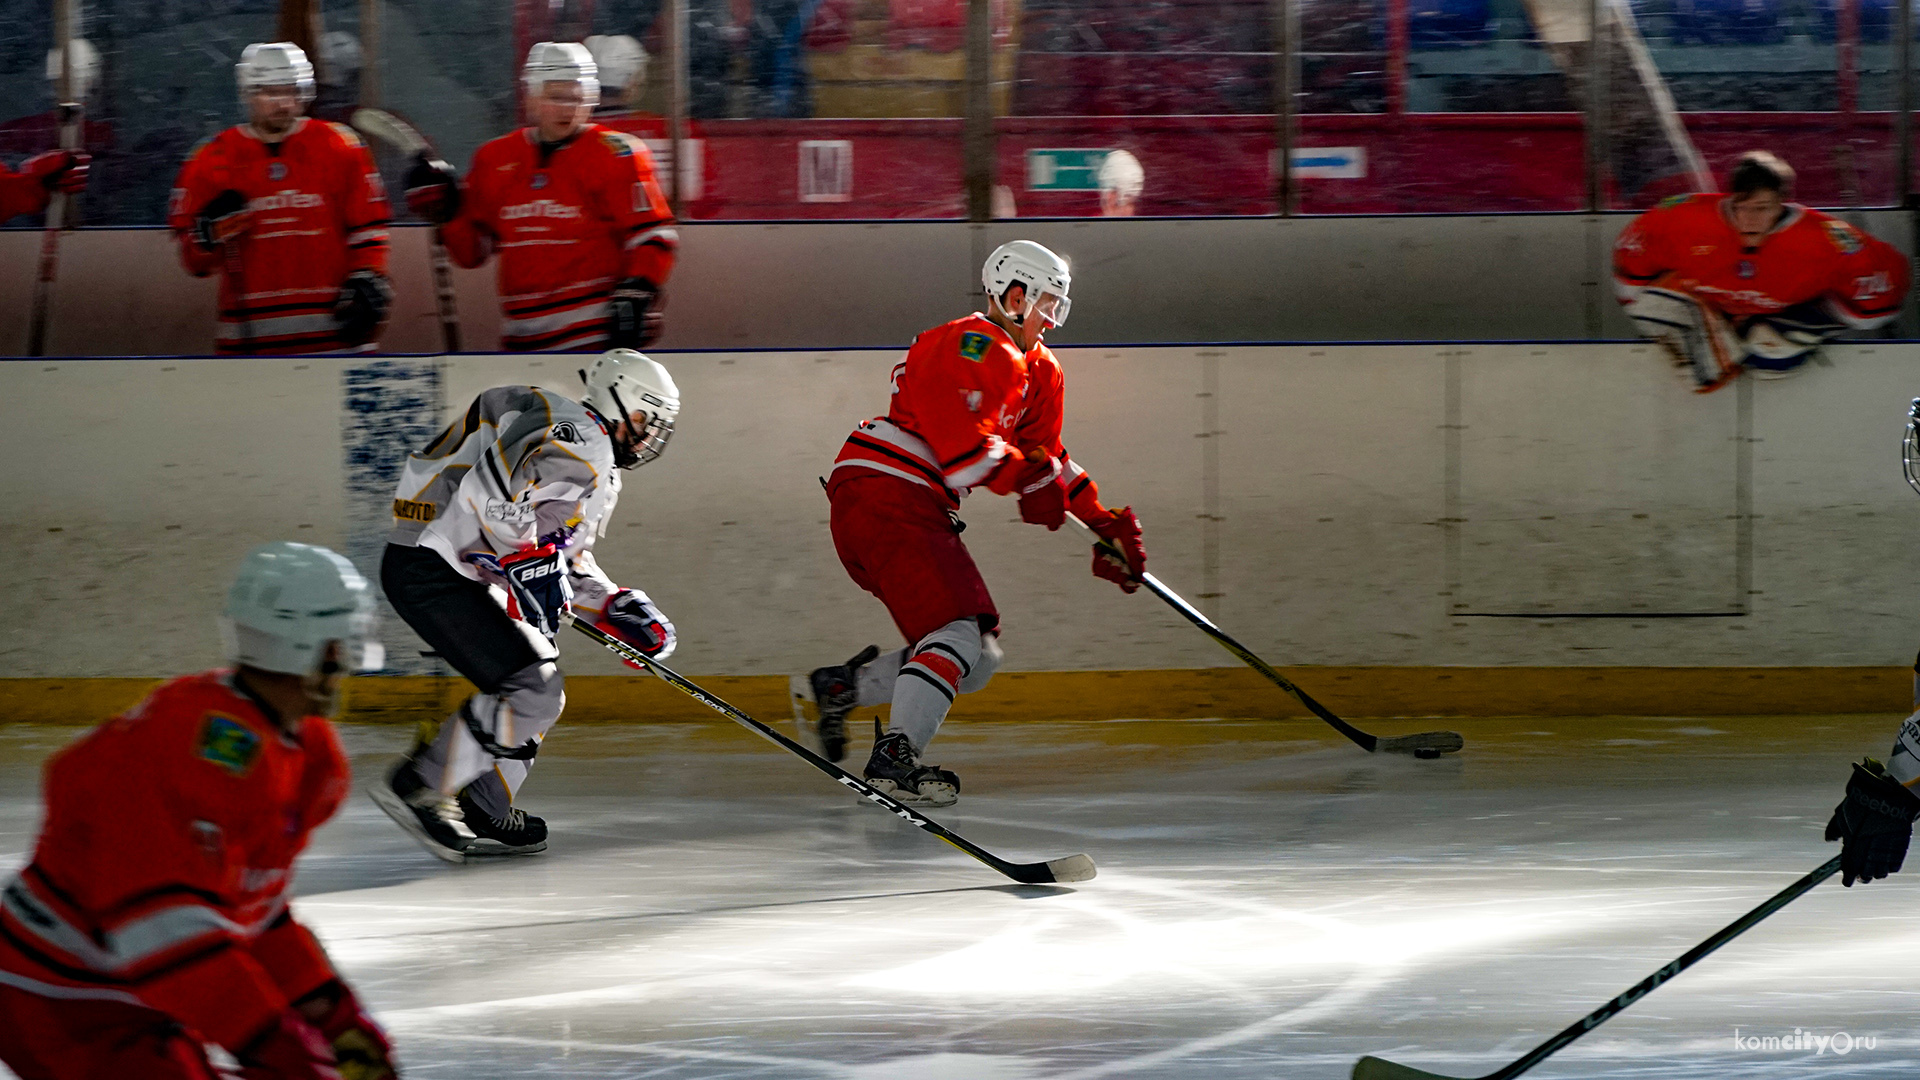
[959,332,991,362]
[1656,193,1691,210]
[199,714,261,775]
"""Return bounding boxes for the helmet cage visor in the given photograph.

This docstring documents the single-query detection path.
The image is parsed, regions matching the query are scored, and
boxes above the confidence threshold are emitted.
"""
[1904,398,1920,497]
[606,384,675,469]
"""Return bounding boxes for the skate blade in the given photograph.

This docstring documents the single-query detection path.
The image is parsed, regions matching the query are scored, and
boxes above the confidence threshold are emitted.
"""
[464,838,548,856]
[367,782,469,865]
[865,777,958,808]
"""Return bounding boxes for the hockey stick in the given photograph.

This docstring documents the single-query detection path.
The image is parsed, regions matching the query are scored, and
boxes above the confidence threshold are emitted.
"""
[1352,854,1844,1080]
[1065,513,1463,757]
[571,619,1097,885]
[26,0,83,357]
[350,107,462,352]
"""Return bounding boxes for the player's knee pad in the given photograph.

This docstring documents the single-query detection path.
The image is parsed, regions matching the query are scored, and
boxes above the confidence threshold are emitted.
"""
[958,631,1001,696]
[903,619,985,703]
[462,660,564,761]
[1740,301,1842,372]
[1625,286,1703,341]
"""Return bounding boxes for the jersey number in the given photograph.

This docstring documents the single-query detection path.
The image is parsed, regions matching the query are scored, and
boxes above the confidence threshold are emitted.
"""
[1855,272,1893,300]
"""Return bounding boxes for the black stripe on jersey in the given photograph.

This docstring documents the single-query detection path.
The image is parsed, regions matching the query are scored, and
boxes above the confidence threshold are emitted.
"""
[1616,270,1661,284]
[482,447,512,498]
[0,919,130,986]
[1067,475,1093,499]
[940,442,989,471]
[901,665,958,702]
[425,397,485,457]
[508,322,610,351]
[846,435,947,488]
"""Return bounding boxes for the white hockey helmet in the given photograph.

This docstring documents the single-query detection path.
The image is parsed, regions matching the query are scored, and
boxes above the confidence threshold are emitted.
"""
[224,542,381,677]
[236,42,316,107]
[983,239,1071,329]
[524,41,601,108]
[584,35,648,102]
[582,349,680,468]
[1098,150,1144,202]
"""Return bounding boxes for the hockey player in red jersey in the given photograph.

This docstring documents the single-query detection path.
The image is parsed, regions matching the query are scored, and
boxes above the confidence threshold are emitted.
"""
[789,241,1148,804]
[370,350,681,861]
[0,542,398,1080]
[1614,151,1909,392]
[403,42,678,352]
[168,42,393,356]
[0,148,89,223]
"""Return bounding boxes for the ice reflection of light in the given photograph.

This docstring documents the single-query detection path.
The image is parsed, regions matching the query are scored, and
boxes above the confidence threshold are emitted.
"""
[848,877,1558,998]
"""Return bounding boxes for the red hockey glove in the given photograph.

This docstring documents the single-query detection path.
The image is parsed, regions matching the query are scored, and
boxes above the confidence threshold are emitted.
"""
[500,544,573,640]
[598,588,676,665]
[1087,506,1146,593]
[1011,453,1066,530]
[404,153,460,224]
[22,149,89,194]
[298,981,398,1080]
[608,277,663,349]
[194,188,252,249]
[237,1008,342,1080]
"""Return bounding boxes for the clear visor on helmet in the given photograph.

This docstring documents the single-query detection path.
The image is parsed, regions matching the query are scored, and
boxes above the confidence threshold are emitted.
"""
[1028,290,1070,328]
[1904,398,1920,497]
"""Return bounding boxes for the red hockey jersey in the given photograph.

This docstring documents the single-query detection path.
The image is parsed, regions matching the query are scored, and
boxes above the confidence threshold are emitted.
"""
[1613,194,1908,328]
[0,162,51,222]
[442,125,678,351]
[832,313,1111,516]
[169,119,391,355]
[0,672,350,1052]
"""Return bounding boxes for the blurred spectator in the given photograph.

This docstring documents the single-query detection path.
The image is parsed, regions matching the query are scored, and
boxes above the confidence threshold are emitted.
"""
[750,0,820,117]
[1098,149,1142,216]
[586,33,650,114]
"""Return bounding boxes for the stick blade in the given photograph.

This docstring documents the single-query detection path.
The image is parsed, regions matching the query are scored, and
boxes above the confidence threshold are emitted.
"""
[1352,1055,1469,1080]
[1374,731,1466,756]
[349,107,427,155]
[1005,853,1097,884]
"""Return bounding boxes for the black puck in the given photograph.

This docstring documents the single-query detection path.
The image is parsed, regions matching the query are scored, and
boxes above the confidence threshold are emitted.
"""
[1413,747,1443,760]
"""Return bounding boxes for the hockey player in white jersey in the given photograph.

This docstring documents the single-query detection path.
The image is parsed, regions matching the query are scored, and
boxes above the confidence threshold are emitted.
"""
[371,349,680,861]
[1835,401,1920,885]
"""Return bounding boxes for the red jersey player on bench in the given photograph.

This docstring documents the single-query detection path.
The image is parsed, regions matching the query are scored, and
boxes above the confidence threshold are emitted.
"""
[791,240,1149,805]
[1614,151,1909,393]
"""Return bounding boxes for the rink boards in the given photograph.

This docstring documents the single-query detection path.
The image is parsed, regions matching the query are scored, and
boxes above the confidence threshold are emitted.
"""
[2,342,1917,722]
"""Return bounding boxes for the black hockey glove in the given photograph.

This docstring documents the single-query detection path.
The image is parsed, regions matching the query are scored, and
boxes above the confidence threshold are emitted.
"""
[598,588,676,665]
[607,277,663,349]
[193,188,252,249]
[404,153,461,225]
[335,270,393,347]
[499,545,573,640]
[1825,758,1920,887]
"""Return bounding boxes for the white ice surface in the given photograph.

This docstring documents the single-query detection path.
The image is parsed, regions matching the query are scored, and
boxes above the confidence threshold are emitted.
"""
[0,717,1914,1079]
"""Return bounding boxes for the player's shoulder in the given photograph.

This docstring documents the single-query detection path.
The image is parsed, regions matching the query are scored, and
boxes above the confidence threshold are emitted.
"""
[1788,206,1872,254]
[1641,192,1719,222]
[921,313,1021,365]
[583,124,649,161]
[469,130,533,174]
[112,671,275,775]
[185,127,246,167]
[310,119,369,152]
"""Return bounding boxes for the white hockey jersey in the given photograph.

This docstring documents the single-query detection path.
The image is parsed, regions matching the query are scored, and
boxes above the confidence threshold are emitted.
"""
[388,385,624,616]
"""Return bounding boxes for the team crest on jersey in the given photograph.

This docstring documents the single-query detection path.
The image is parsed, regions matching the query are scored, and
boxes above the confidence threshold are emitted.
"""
[1825,220,1863,254]
[268,161,287,181]
[199,714,261,775]
[531,172,549,190]
[1657,194,1691,210]
[485,498,536,523]
[551,421,583,443]
[958,332,991,362]
[1737,259,1755,279]
[600,132,636,158]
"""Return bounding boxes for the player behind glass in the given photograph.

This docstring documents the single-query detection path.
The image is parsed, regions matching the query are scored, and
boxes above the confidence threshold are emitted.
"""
[0,147,89,223]
[0,543,398,1080]
[1614,151,1909,393]
[168,43,391,355]
[402,42,678,352]
[371,349,681,861]
[789,241,1148,805]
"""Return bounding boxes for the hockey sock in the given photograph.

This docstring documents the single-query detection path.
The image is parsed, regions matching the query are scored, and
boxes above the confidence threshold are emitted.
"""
[855,647,906,706]
[888,619,983,751]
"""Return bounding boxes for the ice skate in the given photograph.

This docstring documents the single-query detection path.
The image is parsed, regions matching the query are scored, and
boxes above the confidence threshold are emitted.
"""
[863,724,960,807]
[456,788,549,855]
[791,645,880,762]
[370,759,475,863]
